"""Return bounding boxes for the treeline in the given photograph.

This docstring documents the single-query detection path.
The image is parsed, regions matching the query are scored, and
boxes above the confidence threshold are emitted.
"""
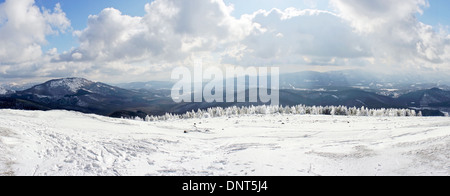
[127,105,422,122]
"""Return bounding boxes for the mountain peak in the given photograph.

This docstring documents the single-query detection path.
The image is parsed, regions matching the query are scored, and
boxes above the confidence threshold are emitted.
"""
[0,86,7,95]
[0,85,15,95]
[429,87,443,92]
[45,78,94,93]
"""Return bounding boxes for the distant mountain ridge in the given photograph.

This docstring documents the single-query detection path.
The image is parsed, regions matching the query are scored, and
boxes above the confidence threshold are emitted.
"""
[115,81,174,90]
[1,76,450,117]
[397,88,450,107]
[21,78,95,97]
[3,78,166,116]
[0,86,10,95]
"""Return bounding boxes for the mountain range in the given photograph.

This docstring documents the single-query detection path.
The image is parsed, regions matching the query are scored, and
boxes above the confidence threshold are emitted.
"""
[1,71,450,117]
[0,78,173,116]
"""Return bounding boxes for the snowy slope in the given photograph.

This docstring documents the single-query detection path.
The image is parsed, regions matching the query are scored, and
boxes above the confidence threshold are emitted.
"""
[23,78,94,97]
[47,78,93,93]
[0,87,6,95]
[0,86,14,95]
[0,109,448,176]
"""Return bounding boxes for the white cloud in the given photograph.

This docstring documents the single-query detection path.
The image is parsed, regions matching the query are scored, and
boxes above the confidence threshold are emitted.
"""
[59,2,373,70]
[1,0,450,83]
[330,0,450,69]
[221,8,374,68]
[330,0,429,33]
[0,0,70,64]
[43,3,71,34]
[58,8,147,62]
[57,0,257,65]
[71,52,83,60]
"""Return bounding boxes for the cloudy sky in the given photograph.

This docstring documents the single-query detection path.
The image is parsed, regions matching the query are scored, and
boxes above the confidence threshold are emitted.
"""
[0,0,449,84]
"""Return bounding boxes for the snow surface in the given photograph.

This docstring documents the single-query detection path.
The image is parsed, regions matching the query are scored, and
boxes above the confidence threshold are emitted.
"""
[0,109,448,176]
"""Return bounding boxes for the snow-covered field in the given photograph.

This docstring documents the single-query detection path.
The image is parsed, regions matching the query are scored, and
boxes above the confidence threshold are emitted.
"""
[0,109,448,176]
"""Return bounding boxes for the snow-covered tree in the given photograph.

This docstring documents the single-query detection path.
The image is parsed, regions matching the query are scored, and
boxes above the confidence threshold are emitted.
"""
[139,105,421,122]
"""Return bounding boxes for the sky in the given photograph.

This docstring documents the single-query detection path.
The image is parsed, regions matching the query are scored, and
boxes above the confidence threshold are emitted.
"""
[0,0,450,84]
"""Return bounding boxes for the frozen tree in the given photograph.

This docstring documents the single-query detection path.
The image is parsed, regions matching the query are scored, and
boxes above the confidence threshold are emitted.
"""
[140,104,421,121]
